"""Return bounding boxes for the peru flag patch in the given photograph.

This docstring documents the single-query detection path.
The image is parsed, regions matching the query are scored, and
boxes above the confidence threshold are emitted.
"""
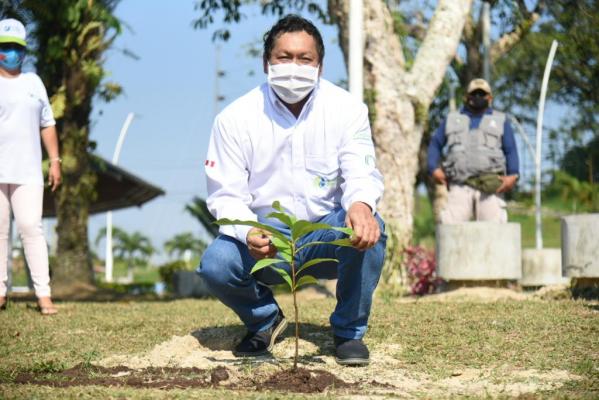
[205,160,216,168]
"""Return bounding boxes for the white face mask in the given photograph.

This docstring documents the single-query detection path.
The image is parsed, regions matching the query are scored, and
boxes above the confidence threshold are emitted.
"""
[267,62,320,104]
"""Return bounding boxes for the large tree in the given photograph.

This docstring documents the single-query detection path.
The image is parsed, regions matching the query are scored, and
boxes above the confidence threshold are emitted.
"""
[1,0,123,290]
[195,0,472,280]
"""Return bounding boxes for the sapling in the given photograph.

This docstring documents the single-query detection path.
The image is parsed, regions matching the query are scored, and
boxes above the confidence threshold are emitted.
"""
[216,201,354,369]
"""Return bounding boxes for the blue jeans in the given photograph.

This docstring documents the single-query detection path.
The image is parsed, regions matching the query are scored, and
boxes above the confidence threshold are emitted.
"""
[197,208,386,339]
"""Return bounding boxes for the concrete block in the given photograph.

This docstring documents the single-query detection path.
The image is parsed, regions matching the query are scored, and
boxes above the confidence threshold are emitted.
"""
[520,248,569,287]
[437,222,521,280]
[561,214,599,278]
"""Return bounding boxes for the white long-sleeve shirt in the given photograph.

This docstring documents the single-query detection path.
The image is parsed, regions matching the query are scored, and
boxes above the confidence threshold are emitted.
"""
[205,78,384,244]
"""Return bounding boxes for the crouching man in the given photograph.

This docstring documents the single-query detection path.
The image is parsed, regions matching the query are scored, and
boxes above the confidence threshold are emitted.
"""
[198,15,387,366]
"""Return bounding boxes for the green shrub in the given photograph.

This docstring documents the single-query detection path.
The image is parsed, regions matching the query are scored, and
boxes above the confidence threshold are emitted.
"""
[158,260,191,291]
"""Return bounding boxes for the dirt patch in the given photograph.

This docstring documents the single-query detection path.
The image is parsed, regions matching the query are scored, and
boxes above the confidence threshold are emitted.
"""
[99,334,239,370]
[421,287,529,302]
[259,367,350,393]
[532,284,572,300]
[93,333,582,397]
[13,363,355,393]
[14,364,216,389]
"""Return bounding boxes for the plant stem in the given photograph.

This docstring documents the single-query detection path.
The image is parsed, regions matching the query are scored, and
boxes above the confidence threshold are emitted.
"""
[291,243,298,370]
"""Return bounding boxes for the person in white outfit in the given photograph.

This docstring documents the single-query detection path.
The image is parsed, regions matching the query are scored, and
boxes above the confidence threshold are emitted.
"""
[0,18,61,315]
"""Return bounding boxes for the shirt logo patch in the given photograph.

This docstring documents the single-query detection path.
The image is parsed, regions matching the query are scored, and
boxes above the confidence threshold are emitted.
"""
[313,176,337,189]
[205,160,215,168]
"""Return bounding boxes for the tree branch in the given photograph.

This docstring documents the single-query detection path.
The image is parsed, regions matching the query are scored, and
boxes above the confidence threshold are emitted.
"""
[490,0,545,63]
[406,11,427,41]
[409,0,473,106]
[462,9,475,43]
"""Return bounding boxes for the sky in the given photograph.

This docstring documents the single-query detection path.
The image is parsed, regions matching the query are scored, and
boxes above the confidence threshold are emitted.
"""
[81,1,347,263]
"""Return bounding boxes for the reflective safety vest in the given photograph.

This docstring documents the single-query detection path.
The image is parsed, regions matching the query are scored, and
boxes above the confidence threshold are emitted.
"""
[441,110,507,183]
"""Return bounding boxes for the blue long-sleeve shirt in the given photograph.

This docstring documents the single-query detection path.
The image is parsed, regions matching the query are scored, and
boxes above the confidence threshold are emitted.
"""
[427,107,519,176]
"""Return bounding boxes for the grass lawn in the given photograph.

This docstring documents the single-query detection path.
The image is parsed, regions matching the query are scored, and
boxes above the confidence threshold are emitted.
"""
[508,212,562,249]
[0,291,597,399]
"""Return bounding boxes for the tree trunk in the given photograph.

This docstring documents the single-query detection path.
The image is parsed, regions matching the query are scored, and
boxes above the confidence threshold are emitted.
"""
[329,0,472,283]
[52,68,96,290]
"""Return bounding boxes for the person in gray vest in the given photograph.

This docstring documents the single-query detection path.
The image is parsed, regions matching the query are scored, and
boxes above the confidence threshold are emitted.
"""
[427,78,519,223]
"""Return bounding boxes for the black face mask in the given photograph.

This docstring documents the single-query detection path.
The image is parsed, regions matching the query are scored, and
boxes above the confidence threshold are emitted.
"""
[467,93,489,113]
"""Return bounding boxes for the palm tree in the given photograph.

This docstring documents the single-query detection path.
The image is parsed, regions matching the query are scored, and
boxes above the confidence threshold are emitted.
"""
[164,232,206,265]
[185,197,219,238]
[96,227,154,282]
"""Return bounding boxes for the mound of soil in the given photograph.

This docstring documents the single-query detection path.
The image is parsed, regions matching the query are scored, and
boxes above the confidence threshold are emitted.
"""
[259,367,351,393]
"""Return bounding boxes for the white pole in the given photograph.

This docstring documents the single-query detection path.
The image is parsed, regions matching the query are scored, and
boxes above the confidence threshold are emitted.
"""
[349,0,363,102]
[105,112,135,282]
[534,40,559,250]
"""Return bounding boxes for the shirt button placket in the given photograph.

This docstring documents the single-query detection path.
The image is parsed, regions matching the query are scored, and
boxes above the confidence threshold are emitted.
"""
[291,119,306,215]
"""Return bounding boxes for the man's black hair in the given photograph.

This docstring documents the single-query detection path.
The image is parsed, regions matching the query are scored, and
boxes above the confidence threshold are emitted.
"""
[263,14,325,63]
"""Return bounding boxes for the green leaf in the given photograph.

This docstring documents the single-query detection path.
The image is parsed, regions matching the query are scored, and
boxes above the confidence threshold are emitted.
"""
[271,236,290,250]
[291,220,332,241]
[266,200,297,228]
[266,212,295,228]
[290,221,354,242]
[297,238,355,253]
[250,258,286,274]
[267,201,297,226]
[215,218,287,241]
[332,227,354,236]
[297,258,338,274]
[272,200,283,211]
[50,87,66,120]
[294,275,319,290]
[272,267,293,289]
[270,236,292,263]
[280,250,293,263]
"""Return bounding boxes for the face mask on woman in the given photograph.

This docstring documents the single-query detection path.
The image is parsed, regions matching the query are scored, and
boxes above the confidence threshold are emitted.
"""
[0,47,25,71]
[267,62,319,104]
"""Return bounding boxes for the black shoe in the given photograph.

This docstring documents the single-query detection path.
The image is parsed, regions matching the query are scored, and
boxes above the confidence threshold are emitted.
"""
[233,310,288,357]
[334,335,370,366]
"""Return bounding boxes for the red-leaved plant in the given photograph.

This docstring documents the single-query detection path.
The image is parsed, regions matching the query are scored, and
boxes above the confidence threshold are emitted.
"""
[404,246,443,295]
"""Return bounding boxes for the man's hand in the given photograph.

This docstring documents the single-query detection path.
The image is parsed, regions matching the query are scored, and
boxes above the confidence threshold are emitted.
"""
[496,174,518,193]
[246,228,276,260]
[346,202,380,251]
[432,168,447,186]
[48,161,61,191]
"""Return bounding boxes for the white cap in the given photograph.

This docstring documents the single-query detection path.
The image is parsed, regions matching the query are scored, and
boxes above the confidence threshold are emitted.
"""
[0,18,27,47]
[466,78,492,95]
